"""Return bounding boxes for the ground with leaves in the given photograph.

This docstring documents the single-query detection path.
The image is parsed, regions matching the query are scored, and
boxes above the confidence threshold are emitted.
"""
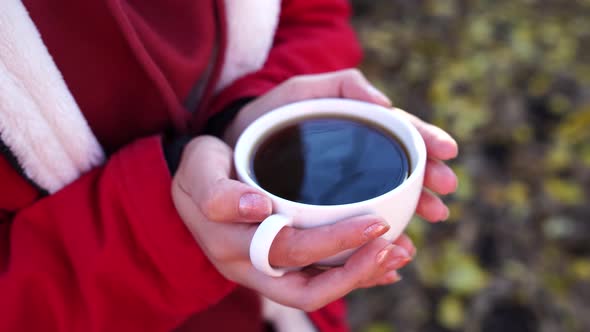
[346,1,590,331]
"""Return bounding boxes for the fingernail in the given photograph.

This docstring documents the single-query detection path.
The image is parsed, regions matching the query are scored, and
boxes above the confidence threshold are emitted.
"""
[366,85,392,106]
[364,221,390,238]
[376,244,395,264]
[239,193,271,219]
[385,270,402,283]
[385,245,412,270]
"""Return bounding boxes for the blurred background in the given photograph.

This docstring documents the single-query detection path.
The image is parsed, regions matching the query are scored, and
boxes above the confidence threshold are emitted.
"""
[346,1,590,331]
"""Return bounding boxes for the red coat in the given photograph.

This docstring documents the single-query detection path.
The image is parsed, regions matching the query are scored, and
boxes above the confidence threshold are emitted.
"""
[0,0,361,331]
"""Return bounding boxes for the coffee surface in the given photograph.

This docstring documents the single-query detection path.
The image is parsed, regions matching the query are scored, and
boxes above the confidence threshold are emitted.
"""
[252,117,409,205]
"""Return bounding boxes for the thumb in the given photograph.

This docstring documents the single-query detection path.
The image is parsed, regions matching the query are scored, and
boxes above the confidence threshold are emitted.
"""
[199,179,273,223]
[178,136,272,223]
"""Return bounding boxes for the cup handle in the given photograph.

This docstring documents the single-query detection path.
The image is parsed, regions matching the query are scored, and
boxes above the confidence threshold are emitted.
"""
[250,214,294,277]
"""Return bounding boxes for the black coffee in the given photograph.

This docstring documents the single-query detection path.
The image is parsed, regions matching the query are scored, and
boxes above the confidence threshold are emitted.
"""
[252,116,410,205]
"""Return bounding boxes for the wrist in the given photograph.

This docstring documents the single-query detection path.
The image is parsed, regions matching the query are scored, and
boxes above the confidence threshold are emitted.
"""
[162,98,255,174]
[205,97,255,142]
[162,135,192,175]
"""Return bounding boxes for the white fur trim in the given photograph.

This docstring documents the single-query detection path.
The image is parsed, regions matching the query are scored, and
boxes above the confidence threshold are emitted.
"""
[0,0,104,193]
[263,297,317,332]
[216,0,281,92]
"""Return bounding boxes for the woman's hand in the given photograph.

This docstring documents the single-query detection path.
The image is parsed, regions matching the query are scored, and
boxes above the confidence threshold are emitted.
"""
[225,69,458,223]
[172,136,415,311]
[171,69,458,310]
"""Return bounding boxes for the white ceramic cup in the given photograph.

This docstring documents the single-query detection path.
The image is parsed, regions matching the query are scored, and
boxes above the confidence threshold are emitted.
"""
[234,98,427,277]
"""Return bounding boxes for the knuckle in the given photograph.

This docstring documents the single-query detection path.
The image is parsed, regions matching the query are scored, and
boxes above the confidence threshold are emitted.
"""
[297,297,322,312]
[336,237,353,251]
[329,225,362,251]
[206,243,232,262]
[275,228,312,266]
[190,136,231,157]
[286,246,311,267]
[285,77,306,94]
[199,197,217,221]
[199,187,225,221]
[344,68,363,79]
[186,135,215,152]
[284,75,303,87]
[214,264,243,284]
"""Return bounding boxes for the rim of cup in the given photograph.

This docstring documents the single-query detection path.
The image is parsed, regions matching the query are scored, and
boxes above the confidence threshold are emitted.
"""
[234,98,427,209]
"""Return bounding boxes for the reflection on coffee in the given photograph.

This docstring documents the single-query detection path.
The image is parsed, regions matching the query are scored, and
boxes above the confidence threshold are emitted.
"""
[252,116,410,205]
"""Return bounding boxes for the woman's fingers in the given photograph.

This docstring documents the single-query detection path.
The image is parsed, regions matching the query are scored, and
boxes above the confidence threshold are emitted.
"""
[257,69,392,114]
[388,108,458,222]
[226,69,392,145]
[374,270,402,286]
[416,190,449,223]
[259,238,408,311]
[393,233,416,258]
[393,109,458,161]
[357,234,415,288]
[269,215,390,267]
[424,158,458,195]
[285,69,392,107]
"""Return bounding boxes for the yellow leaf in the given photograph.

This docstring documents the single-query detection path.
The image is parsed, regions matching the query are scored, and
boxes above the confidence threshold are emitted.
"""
[543,178,585,205]
[545,142,572,171]
[512,125,533,144]
[549,94,572,115]
[363,322,394,332]
[569,259,590,281]
[580,144,590,167]
[468,17,492,44]
[505,181,530,212]
[452,165,474,200]
[557,105,590,144]
[437,295,465,330]
[442,243,489,295]
[447,202,463,222]
[427,0,457,17]
[406,217,425,249]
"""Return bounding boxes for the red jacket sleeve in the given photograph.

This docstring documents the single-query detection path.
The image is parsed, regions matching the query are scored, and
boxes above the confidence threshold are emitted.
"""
[0,136,234,331]
[207,0,363,118]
